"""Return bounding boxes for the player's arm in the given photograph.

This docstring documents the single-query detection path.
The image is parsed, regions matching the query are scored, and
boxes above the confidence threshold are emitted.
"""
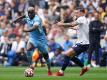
[57,21,78,28]
[23,22,39,32]
[58,16,84,29]
[12,15,25,23]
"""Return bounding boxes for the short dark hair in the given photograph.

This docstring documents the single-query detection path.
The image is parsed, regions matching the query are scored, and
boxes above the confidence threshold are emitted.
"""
[76,7,85,13]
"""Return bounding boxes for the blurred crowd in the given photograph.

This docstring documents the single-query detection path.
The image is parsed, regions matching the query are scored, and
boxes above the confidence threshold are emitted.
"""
[0,0,107,67]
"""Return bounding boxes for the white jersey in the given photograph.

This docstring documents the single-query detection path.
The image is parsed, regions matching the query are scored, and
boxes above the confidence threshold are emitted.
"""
[75,16,89,44]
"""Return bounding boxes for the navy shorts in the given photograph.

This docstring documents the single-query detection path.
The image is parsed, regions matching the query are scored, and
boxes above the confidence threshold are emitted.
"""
[73,44,89,56]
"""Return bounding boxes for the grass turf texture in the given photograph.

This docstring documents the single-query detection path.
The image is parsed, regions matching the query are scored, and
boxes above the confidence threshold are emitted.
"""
[0,66,107,80]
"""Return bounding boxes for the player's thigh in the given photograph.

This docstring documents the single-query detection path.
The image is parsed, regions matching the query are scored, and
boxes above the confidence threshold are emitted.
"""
[72,44,89,56]
[63,48,75,57]
[38,43,48,54]
[26,41,35,51]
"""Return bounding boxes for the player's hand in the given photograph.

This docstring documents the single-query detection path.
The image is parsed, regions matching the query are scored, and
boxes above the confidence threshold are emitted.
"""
[23,28,28,32]
[23,26,29,32]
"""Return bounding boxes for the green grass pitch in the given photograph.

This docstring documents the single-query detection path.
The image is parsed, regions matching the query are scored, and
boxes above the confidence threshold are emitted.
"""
[0,66,107,80]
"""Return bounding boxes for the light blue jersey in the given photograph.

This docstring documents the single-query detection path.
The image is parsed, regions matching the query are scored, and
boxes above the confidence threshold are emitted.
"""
[24,15,48,53]
[24,15,47,43]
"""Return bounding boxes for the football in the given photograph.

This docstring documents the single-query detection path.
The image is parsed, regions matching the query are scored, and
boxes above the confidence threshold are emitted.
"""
[24,68,34,77]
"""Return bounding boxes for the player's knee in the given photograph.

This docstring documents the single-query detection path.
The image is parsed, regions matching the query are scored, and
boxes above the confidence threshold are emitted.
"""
[64,48,75,57]
[43,53,49,60]
[27,47,34,51]
[27,42,34,51]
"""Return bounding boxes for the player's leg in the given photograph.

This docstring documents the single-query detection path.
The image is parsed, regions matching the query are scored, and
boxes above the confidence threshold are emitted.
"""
[38,43,52,76]
[56,48,76,76]
[24,46,39,77]
[42,53,52,75]
[58,56,84,74]
[71,56,84,67]
[26,42,35,65]
[72,45,90,76]
[56,44,89,76]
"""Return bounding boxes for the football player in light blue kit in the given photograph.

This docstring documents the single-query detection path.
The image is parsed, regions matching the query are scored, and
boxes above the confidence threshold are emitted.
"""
[13,7,52,76]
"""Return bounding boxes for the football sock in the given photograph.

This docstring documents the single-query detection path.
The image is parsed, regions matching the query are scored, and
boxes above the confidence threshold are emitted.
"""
[61,56,84,72]
[26,51,33,65]
[71,56,84,68]
[61,56,70,71]
[46,58,51,71]
[43,53,51,71]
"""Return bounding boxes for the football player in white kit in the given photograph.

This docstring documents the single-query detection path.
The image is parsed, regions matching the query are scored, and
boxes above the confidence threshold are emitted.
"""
[55,8,90,76]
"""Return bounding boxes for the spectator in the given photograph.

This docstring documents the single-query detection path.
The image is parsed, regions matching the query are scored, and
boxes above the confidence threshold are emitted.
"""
[100,15,107,66]
[80,0,90,9]
[48,38,62,54]
[87,12,103,67]
[63,35,73,51]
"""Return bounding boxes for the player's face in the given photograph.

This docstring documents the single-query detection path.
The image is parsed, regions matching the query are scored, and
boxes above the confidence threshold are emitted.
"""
[28,11,35,20]
[94,13,99,20]
[76,11,81,18]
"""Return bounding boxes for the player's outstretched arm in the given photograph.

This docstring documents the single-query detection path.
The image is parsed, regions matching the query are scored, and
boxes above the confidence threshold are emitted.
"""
[57,22,71,27]
[57,21,78,28]
[12,15,26,23]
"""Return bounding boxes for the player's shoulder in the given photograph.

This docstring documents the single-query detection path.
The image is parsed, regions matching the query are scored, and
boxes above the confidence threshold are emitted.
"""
[77,16,86,20]
[77,16,87,23]
[34,15,42,21]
